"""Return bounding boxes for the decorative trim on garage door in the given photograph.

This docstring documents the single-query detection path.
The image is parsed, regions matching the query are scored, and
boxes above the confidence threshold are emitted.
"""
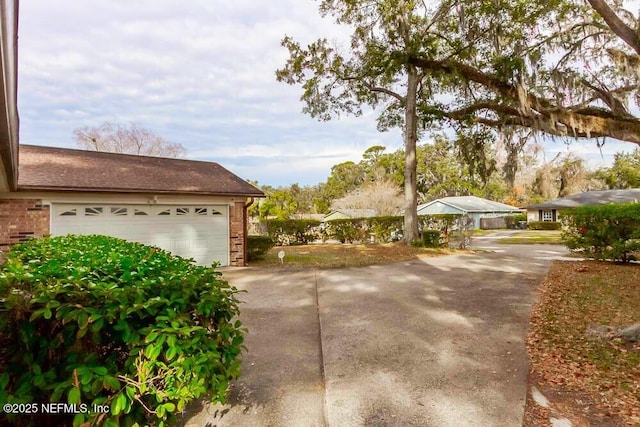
[51,203,230,266]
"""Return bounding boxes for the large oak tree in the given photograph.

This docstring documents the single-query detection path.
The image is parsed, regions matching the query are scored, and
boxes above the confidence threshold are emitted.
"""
[277,0,441,242]
[278,0,639,242]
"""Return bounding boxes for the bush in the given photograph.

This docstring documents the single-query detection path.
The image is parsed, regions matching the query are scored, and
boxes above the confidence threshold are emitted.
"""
[368,216,404,243]
[325,218,369,243]
[264,219,321,245]
[505,213,527,229]
[421,230,441,248]
[561,203,640,262]
[0,235,245,427]
[247,235,275,261]
[527,221,561,230]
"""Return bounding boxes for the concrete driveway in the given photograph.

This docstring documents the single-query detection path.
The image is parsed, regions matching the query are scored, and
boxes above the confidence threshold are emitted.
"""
[181,242,568,427]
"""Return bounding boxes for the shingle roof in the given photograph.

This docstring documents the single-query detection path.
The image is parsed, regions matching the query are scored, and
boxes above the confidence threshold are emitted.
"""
[418,196,522,213]
[17,145,264,197]
[526,189,640,209]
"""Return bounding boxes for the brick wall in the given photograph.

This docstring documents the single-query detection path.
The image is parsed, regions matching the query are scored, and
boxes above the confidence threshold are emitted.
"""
[228,201,247,266]
[0,199,50,258]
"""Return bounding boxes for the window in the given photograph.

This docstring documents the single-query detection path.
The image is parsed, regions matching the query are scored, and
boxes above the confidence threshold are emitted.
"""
[134,209,148,216]
[211,209,222,215]
[158,209,171,216]
[111,207,128,216]
[195,207,207,216]
[85,207,103,216]
[176,207,190,215]
[542,210,554,222]
[60,209,77,216]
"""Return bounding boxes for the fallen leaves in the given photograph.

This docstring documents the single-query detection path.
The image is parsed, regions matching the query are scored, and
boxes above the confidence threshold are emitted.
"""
[527,261,640,425]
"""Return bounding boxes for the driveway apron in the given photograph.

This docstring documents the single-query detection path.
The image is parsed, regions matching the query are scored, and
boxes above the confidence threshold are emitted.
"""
[181,244,568,427]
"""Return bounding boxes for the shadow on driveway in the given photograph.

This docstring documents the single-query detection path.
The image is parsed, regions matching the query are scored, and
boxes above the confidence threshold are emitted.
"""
[180,244,568,427]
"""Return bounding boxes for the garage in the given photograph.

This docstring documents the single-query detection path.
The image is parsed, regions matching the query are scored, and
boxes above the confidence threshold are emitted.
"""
[51,203,230,266]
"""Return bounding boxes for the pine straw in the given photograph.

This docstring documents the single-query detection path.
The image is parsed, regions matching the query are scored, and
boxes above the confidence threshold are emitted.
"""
[249,243,462,269]
[527,261,640,425]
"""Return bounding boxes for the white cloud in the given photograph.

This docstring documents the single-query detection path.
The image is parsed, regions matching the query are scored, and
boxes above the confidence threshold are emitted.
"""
[16,0,634,186]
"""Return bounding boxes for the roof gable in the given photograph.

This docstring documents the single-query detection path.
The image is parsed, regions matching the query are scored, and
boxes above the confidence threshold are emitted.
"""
[17,145,264,197]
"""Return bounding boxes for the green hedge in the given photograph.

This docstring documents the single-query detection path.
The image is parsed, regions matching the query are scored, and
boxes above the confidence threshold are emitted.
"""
[561,203,640,262]
[527,221,562,230]
[0,235,245,426]
[264,219,321,245]
[422,230,441,248]
[247,235,275,261]
[258,214,467,245]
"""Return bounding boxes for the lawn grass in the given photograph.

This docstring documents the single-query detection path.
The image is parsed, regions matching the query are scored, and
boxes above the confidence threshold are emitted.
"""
[528,261,640,424]
[498,230,563,244]
[249,243,460,269]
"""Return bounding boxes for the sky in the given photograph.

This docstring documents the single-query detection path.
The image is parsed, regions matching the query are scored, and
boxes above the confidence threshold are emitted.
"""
[17,0,638,187]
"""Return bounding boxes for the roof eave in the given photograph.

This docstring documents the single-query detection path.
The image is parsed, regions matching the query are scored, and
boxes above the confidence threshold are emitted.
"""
[17,185,265,198]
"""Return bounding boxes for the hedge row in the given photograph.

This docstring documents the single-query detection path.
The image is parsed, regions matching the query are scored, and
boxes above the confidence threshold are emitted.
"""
[561,203,640,262]
[527,221,562,230]
[0,235,245,426]
[260,215,467,245]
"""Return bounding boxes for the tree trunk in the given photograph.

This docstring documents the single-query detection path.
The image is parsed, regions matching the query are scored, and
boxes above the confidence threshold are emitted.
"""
[403,67,419,243]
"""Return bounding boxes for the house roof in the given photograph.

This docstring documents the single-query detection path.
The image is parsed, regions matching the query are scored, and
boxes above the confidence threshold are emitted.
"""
[17,145,265,197]
[323,209,378,220]
[418,196,522,213]
[526,189,640,209]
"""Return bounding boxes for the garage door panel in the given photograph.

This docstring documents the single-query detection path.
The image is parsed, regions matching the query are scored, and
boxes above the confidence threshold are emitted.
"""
[52,204,230,266]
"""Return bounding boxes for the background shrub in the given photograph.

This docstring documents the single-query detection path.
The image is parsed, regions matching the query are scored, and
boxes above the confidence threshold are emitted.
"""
[247,235,275,261]
[561,203,640,262]
[325,218,369,243]
[421,230,441,248]
[0,235,245,427]
[527,221,561,230]
[264,219,321,245]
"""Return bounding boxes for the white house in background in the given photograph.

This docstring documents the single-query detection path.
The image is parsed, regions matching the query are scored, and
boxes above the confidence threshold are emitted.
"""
[417,196,523,229]
[526,189,640,223]
[322,209,378,222]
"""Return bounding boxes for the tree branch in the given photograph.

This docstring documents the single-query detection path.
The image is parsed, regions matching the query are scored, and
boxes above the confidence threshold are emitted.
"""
[362,81,406,104]
[587,0,640,55]
[409,56,640,146]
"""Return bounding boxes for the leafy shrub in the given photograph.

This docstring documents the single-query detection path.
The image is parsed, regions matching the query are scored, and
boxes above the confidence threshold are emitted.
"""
[561,203,640,262]
[264,219,321,245]
[421,230,441,248]
[247,235,275,261]
[505,213,527,229]
[527,221,561,230]
[0,235,245,427]
[325,218,369,243]
[368,216,404,242]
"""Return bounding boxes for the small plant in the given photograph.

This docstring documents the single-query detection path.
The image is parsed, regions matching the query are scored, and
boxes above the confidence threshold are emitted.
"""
[247,235,275,261]
[0,235,245,426]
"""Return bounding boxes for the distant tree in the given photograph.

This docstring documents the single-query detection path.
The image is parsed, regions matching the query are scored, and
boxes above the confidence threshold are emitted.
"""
[596,149,640,189]
[73,122,186,157]
[531,153,598,200]
[331,179,403,216]
[323,161,366,200]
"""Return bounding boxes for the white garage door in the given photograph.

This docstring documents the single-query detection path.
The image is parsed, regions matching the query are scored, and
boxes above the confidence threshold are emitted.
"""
[51,204,229,266]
